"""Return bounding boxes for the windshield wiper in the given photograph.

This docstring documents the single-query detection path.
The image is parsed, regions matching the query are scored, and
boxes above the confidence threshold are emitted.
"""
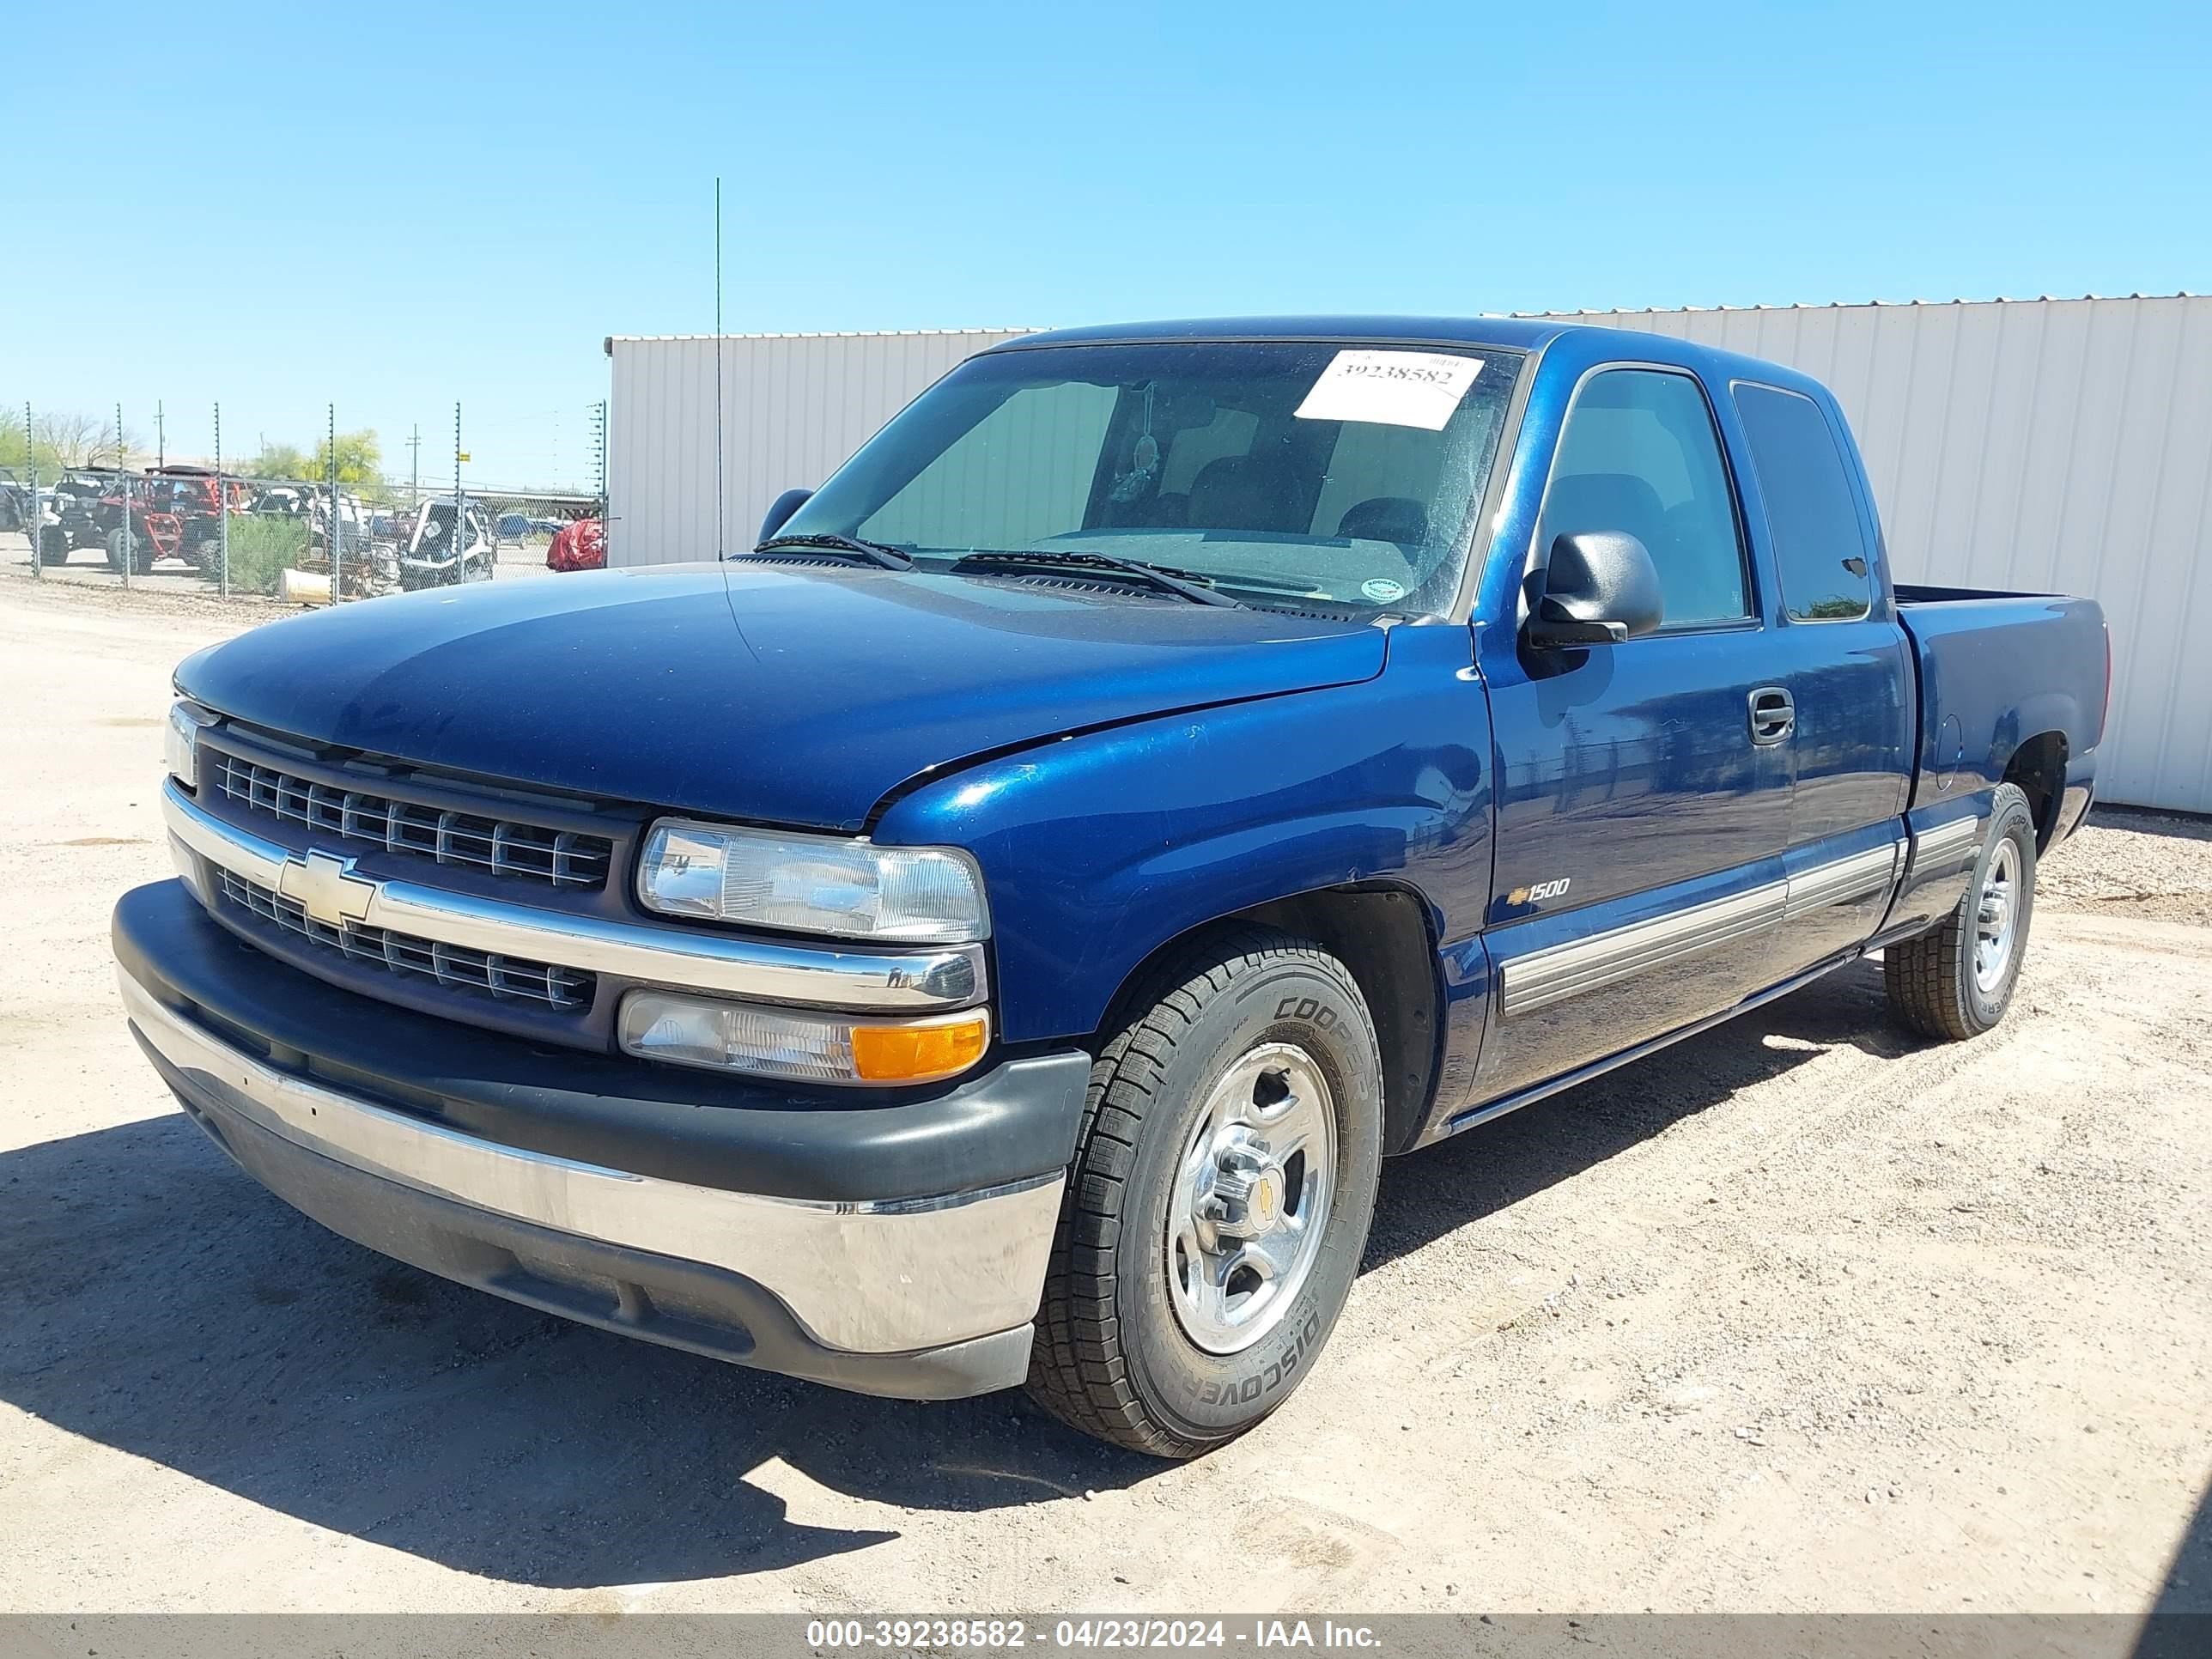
[747,532,914,570]
[951,549,1242,608]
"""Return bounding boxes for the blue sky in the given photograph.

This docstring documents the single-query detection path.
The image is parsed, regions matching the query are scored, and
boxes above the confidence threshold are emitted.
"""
[8,1,2206,489]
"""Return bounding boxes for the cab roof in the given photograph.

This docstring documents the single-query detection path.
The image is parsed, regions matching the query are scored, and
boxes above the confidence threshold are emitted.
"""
[990,315,1571,353]
[987,315,1836,401]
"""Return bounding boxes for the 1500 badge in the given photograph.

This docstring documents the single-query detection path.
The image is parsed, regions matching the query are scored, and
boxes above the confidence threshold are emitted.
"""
[1509,878,1572,905]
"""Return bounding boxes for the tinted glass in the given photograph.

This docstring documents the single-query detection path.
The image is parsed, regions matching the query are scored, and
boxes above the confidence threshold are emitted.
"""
[781,341,1522,616]
[1733,382,1874,621]
[1536,368,1748,627]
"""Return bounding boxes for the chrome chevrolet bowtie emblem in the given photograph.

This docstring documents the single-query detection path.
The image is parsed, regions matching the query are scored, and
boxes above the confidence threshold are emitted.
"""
[277,848,376,930]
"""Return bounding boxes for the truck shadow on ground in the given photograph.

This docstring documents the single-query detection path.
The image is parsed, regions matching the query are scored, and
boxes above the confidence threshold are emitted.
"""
[1,961,1908,1591]
[1364,955,1909,1273]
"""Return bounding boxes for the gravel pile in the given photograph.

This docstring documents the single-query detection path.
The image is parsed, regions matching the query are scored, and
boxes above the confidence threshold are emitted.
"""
[2039,805,2212,926]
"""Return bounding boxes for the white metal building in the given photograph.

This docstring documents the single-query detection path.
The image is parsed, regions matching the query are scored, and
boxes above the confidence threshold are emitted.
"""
[605,295,2212,812]
[605,329,1035,570]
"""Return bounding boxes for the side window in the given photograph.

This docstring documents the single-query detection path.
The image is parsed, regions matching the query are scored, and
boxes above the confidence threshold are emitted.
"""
[1537,368,1749,627]
[1732,383,1875,622]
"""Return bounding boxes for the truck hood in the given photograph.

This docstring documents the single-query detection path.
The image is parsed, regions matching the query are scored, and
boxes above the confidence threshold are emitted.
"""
[177,562,1389,830]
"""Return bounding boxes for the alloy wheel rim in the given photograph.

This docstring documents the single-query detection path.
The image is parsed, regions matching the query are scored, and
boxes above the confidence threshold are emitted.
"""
[1164,1042,1335,1356]
[1973,837,2021,994]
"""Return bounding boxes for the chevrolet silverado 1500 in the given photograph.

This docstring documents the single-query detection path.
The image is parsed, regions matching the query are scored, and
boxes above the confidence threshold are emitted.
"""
[118,318,2108,1456]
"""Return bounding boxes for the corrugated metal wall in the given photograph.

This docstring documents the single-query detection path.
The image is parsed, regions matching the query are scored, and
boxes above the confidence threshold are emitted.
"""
[606,328,1035,571]
[1533,297,2212,813]
[608,297,2211,811]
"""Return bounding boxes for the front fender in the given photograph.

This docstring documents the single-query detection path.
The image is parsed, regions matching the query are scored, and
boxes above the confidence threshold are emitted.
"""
[875,626,1494,1045]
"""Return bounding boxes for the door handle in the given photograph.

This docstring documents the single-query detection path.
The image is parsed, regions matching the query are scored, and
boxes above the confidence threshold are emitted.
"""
[1748,686,1795,745]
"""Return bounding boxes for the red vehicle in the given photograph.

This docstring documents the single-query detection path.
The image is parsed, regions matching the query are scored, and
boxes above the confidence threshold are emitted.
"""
[89,479,183,573]
[84,469,250,574]
[545,517,605,572]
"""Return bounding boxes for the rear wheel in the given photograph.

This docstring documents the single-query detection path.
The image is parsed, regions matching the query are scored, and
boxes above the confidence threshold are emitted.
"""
[1887,782,2038,1040]
[1026,927,1383,1458]
[37,526,70,565]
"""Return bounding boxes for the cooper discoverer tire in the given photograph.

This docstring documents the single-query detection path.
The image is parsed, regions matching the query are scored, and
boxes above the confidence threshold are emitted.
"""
[1887,782,2038,1041]
[1025,926,1383,1458]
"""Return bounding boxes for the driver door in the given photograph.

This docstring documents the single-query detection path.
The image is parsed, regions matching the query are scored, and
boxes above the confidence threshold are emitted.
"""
[1471,364,1793,1103]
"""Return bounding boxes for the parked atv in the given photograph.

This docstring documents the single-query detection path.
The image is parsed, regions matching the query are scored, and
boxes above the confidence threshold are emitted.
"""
[27,495,72,566]
[87,479,185,574]
[143,467,249,565]
[53,473,112,551]
[398,497,495,589]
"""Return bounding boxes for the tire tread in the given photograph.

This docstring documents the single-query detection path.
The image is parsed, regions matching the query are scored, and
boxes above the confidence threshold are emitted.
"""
[1886,783,2033,1042]
[1025,926,1348,1458]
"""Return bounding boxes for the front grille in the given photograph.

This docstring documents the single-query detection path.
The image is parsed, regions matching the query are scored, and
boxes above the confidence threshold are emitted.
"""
[210,751,611,890]
[217,869,594,1012]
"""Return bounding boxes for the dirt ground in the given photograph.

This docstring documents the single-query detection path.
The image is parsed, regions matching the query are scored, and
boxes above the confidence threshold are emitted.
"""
[2,565,2207,1616]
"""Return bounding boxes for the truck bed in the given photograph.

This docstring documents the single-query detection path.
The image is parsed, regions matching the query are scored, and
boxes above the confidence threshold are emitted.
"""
[1894,585,2107,816]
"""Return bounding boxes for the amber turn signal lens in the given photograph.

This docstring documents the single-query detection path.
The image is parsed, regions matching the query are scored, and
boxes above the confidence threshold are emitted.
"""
[618,993,991,1085]
[851,1011,991,1083]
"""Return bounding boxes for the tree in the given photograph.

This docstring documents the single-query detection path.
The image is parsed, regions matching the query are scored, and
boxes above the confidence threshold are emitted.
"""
[47,410,130,467]
[313,428,383,489]
[243,441,310,480]
[240,429,383,489]
[0,407,131,471]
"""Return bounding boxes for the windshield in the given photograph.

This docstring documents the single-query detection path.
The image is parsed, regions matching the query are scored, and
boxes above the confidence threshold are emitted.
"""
[777,340,1522,615]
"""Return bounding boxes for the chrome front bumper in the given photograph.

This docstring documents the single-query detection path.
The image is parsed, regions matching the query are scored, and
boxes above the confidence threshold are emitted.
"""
[119,962,1063,1394]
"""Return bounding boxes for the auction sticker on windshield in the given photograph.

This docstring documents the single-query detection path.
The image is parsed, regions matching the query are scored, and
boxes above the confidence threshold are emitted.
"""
[1294,349,1483,430]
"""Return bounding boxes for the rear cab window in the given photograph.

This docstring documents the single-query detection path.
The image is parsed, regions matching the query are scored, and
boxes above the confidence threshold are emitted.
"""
[1731,383,1875,622]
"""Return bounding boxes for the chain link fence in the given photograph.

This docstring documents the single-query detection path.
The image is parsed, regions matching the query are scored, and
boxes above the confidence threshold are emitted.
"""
[1,401,607,605]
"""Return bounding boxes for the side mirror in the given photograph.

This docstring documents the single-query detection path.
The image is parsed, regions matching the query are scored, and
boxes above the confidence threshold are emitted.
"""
[758,487,812,544]
[1528,531,1664,647]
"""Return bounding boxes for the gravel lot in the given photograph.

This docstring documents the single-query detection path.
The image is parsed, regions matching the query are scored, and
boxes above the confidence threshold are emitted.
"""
[2,564,2207,1615]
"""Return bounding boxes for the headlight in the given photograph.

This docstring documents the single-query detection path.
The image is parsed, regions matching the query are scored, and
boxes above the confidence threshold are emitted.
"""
[165,700,216,789]
[635,818,988,943]
[619,992,990,1085]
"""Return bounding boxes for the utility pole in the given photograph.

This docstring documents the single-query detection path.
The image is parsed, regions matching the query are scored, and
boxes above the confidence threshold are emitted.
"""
[155,401,164,471]
[407,423,421,514]
[453,402,464,587]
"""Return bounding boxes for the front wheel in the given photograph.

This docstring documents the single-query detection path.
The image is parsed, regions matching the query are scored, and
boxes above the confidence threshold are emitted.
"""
[105,528,154,574]
[1026,927,1383,1458]
[1887,782,2038,1040]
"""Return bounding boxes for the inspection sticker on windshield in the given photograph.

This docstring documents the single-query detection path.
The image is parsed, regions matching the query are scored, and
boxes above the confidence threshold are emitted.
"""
[1295,349,1481,431]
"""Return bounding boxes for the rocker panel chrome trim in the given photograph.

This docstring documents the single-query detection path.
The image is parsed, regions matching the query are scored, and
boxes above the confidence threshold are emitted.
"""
[1499,839,1908,1017]
[1783,842,1902,921]
[1499,881,1786,1018]
[1909,813,1984,873]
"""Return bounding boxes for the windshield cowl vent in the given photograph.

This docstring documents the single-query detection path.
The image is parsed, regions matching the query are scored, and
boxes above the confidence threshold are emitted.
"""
[971,571,1178,600]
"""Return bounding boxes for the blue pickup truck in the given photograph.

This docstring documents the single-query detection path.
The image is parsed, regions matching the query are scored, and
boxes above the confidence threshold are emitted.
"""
[118,318,2108,1457]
